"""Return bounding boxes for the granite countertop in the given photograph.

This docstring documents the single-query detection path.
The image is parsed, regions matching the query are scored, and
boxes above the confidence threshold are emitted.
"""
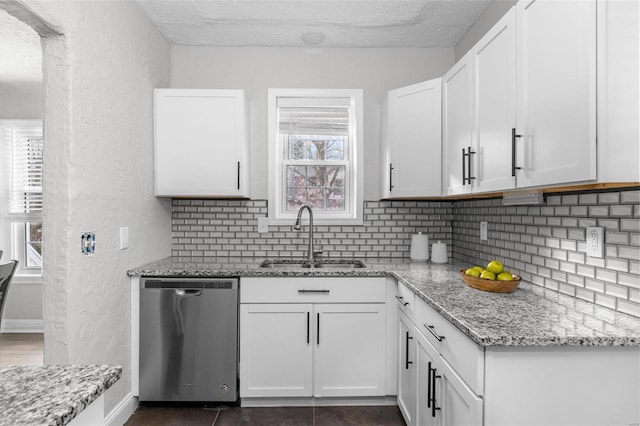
[128,257,640,347]
[0,365,122,426]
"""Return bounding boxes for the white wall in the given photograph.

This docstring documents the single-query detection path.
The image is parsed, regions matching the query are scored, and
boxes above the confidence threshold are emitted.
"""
[0,82,42,119]
[171,46,454,200]
[15,0,173,417]
[455,0,516,61]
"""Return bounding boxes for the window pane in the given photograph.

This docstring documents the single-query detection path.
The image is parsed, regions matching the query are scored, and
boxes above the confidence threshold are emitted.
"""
[327,188,345,211]
[285,165,345,211]
[25,221,42,268]
[286,187,307,211]
[287,135,345,161]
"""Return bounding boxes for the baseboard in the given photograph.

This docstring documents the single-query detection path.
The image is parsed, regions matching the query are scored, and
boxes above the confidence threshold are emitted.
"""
[0,319,44,333]
[241,395,397,407]
[105,392,137,426]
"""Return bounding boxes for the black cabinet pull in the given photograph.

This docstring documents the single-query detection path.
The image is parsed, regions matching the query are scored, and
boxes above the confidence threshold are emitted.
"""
[237,161,241,190]
[405,331,413,370]
[427,361,433,408]
[467,146,476,184]
[306,312,310,344]
[389,163,394,192]
[461,148,466,185]
[395,295,409,306]
[317,312,320,345]
[424,324,446,342]
[431,365,441,418]
[511,128,522,177]
[298,289,330,294]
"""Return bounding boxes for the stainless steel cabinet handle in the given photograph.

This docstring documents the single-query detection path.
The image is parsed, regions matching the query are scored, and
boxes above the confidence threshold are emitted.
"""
[395,295,409,306]
[512,128,522,177]
[424,324,445,342]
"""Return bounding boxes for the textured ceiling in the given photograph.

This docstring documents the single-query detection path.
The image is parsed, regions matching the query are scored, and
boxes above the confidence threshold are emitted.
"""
[134,0,493,47]
[0,9,42,83]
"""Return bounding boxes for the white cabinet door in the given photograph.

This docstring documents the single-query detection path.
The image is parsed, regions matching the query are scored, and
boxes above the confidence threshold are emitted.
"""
[443,56,473,196]
[436,357,483,426]
[397,312,417,426]
[471,7,517,193]
[240,304,313,397]
[415,331,441,426]
[314,304,386,397]
[515,0,596,187]
[154,89,250,197]
[382,79,442,198]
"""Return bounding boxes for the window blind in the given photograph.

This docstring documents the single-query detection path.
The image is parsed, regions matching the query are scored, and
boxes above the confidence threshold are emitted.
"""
[278,98,351,136]
[7,125,43,218]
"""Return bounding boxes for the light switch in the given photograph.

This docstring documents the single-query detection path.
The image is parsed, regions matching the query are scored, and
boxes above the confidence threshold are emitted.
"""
[257,217,269,233]
[120,227,129,250]
[480,221,488,241]
[586,227,604,258]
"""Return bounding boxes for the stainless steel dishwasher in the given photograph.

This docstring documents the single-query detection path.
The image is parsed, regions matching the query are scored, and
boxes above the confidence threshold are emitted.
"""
[139,277,238,402]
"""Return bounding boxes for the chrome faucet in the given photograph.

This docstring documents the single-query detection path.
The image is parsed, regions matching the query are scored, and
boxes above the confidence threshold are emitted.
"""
[293,205,315,264]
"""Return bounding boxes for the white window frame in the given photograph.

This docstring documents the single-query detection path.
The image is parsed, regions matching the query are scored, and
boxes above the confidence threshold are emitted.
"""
[0,119,43,281]
[268,89,364,225]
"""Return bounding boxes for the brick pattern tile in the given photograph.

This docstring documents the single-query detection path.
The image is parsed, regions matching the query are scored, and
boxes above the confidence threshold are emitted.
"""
[171,199,453,260]
[452,190,640,318]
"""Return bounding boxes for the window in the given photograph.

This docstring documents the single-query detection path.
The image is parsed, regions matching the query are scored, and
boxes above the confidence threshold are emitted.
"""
[0,120,43,275]
[268,89,363,224]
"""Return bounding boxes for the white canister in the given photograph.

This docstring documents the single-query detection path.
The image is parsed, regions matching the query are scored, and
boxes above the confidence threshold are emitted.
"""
[410,232,429,262]
[431,241,448,264]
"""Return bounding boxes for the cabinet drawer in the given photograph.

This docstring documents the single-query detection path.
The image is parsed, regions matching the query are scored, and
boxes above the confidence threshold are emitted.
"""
[415,297,484,395]
[394,282,416,321]
[241,277,386,304]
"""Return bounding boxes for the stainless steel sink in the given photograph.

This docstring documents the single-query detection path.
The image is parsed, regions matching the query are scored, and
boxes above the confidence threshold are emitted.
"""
[259,259,365,269]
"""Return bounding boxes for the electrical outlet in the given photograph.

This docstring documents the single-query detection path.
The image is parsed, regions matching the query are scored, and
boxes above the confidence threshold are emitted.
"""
[81,232,95,255]
[586,227,604,258]
[257,217,269,233]
[120,227,129,250]
[480,221,488,241]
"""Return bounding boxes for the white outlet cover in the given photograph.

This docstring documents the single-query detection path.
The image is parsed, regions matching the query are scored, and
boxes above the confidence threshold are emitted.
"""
[120,227,129,250]
[480,221,488,241]
[257,217,269,233]
[586,227,604,258]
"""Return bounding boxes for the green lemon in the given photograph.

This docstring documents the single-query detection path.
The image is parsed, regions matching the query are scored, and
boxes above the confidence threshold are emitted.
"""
[497,271,514,281]
[480,270,496,280]
[465,268,481,277]
[486,260,504,274]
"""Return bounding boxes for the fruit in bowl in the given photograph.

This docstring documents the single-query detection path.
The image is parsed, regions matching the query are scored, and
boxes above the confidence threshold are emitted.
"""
[461,260,521,293]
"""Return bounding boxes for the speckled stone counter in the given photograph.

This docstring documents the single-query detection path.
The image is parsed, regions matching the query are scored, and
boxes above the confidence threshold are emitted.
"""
[0,364,121,426]
[128,257,640,347]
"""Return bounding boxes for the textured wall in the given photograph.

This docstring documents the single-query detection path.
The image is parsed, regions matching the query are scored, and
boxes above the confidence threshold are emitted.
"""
[21,0,173,417]
[172,199,453,260]
[452,189,640,318]
[170,46,455,201]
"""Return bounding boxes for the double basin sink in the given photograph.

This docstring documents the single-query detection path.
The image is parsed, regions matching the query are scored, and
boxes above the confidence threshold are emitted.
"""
[259,259,366,269]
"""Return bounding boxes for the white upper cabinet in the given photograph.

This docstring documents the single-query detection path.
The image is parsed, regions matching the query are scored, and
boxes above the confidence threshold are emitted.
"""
[514,0,597,187]
[596,0,640,183]
[472,7,517,193]
[381,79,442,198]
[443,56,473,196]
[154,89,250,198]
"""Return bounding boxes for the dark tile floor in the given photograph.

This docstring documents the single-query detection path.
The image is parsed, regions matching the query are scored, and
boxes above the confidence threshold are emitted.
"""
[125,405,406,426]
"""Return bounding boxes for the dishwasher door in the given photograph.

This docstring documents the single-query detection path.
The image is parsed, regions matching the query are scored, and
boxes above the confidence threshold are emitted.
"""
[139,277,238,402]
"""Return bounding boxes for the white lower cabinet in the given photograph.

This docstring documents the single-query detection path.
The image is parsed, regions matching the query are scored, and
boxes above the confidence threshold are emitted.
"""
[399,309,483,426]
[239,277,387,400]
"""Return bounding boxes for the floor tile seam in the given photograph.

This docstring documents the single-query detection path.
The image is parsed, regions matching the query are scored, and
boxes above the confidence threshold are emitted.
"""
[211,409,220,426]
